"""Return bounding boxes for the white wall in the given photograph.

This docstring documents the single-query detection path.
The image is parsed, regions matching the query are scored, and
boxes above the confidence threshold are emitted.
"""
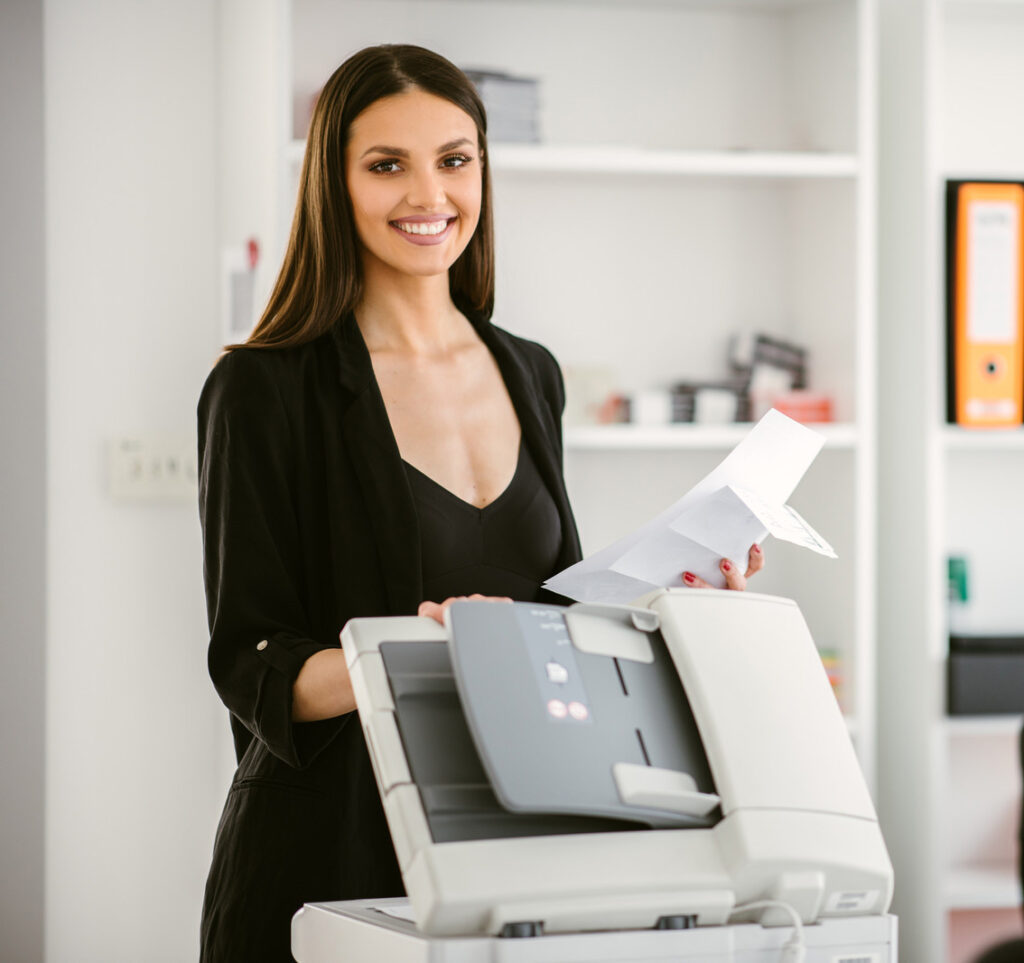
[1,2,46,960]
[44,2,225,959]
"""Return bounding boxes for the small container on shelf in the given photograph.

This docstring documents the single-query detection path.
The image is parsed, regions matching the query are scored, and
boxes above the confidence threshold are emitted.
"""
[670,379,749,424]
[462,68,541,144]
[771,390,835,424]
[948,634,1024,716]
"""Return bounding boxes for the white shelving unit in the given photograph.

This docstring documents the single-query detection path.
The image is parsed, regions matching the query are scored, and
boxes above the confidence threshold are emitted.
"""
[946,865,1021,912]
[288,138,861,179]
[564,422,859,450]
[221,0,879,838]
[879,1,1024,960]
[937,0,1024,944]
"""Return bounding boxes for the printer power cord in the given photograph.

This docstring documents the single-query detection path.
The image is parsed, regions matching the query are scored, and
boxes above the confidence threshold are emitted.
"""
[729,899,806,963]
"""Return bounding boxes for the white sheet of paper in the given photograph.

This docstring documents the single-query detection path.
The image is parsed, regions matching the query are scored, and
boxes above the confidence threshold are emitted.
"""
[543,410,829,602]
[726,485,837,558]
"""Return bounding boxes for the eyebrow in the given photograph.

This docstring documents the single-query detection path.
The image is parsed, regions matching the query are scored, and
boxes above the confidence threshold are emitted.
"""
[360,138,474,159]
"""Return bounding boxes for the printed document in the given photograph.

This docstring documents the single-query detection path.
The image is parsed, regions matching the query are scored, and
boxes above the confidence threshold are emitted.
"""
[543,409,834,604]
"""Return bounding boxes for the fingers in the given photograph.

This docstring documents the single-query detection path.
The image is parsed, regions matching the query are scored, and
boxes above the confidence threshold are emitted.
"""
[417,594,513,624]
[745,543,765,579]
[417,600,447,624]
[720,557,746,591]
[684,567,740,589]
[683,545,764,593]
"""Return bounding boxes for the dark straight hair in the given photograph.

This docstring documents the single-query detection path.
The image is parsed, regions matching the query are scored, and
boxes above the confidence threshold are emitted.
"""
[234,44,494,351]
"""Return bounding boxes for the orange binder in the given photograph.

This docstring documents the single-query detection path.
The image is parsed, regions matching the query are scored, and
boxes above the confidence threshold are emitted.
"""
[948,181,1024,428]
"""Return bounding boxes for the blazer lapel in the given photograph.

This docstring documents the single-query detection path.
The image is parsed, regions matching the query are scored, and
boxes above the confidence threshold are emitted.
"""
[478,323,583,570]
[328,316,423,616]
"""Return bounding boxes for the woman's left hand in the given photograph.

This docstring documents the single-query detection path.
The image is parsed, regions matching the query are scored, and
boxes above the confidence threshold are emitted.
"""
[682,543,764,591]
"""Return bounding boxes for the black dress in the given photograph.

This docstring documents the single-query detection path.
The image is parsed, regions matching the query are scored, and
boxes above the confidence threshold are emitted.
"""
[404,437,563,602]
[197,314,582,962]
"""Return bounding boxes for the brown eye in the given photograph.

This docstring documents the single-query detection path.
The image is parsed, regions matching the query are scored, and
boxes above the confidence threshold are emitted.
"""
[442,154,472,169]
[369,159,401,174]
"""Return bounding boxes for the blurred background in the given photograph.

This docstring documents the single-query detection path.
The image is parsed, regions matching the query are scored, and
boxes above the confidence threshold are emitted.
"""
[3,1,1024,961]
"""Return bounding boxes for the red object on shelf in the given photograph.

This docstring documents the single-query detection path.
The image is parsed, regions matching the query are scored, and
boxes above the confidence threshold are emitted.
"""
[246,238,260,270]
[771,391,834,424]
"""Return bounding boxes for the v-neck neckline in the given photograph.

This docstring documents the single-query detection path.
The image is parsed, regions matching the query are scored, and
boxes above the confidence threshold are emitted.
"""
[402,436,525,514]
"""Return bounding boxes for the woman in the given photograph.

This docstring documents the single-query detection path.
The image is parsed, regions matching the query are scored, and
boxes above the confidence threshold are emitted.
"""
[197,43,762,962]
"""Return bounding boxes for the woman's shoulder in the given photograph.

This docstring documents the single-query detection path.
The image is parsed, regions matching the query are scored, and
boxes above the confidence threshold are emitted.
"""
[486,321,562,379]
[199,346,289,416]
[198,336,334,415]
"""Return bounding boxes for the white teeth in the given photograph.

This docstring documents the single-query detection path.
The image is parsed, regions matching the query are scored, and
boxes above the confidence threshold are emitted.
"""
[395,219,449,236]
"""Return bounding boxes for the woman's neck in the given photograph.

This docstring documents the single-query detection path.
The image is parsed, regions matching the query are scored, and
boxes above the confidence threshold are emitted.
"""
[355,263,471,357]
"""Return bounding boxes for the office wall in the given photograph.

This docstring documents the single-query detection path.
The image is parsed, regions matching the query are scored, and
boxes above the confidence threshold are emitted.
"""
[1,1,46,960]
[44,2,225,960]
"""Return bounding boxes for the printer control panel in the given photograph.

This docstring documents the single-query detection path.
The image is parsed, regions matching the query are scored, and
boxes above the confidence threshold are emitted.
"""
[516,606,593,724]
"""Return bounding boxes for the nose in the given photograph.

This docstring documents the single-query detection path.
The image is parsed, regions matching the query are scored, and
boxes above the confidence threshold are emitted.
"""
[406,165,446,210]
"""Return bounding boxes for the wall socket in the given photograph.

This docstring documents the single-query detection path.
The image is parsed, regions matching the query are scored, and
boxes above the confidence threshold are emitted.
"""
[107,436,198,503]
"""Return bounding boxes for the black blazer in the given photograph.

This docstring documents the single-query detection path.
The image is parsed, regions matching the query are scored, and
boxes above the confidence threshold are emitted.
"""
[196,314,582,962]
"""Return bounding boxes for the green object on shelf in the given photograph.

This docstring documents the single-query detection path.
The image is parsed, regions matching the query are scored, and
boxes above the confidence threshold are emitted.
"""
[948,555,969,605]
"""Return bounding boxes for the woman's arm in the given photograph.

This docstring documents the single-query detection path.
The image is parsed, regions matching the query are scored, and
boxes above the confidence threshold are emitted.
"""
[290,596,511,722]
[292,648,356,722]
[199,350,349,766]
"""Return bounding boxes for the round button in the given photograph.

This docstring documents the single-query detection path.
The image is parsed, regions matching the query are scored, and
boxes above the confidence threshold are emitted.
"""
[568,701,589,721]
[256,640,268,651]
[547,699,568,719]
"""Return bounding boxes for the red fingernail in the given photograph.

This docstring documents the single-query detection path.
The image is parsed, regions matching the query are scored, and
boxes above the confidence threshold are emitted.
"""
[683,573,696,584]
[752,544,761,554]
[722,561,731,572]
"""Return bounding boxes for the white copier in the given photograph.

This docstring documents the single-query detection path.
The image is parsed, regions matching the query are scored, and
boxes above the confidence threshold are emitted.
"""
[292,589,896,962]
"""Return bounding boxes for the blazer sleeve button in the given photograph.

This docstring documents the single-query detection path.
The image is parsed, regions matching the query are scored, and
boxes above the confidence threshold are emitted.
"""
[256,640,268,651]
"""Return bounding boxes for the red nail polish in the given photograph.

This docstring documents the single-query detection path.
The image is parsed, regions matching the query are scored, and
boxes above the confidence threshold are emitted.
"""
[683,573,695,584]
[752,544,761,554]
[722,561,731,572]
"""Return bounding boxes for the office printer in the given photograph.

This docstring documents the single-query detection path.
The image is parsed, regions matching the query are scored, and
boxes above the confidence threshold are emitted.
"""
[292,589,895,962]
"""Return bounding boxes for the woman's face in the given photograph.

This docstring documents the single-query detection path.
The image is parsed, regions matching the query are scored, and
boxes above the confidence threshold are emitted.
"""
[345,88,483,281]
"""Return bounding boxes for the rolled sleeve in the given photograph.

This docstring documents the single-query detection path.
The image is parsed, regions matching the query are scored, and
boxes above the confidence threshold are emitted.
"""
[199,350,345,769]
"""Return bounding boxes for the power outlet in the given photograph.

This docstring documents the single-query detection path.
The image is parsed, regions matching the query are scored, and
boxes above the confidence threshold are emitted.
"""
[107,436,198,503]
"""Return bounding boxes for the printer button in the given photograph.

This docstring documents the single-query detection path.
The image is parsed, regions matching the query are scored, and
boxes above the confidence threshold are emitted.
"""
[547,699,568,719]
[545,661,569,684]
[568,701,589,721]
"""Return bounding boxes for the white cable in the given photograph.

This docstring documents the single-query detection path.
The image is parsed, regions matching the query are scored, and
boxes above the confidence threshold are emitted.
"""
[729,899,806,963]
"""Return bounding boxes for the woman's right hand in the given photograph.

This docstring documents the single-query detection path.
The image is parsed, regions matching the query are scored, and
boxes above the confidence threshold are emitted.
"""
[418,594,512,625]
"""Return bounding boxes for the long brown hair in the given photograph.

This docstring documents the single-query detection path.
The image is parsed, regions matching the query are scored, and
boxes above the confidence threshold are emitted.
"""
[234,44,494,351]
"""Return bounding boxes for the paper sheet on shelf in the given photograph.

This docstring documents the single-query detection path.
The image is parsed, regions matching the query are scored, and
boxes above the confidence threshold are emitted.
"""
[543,409,833,603]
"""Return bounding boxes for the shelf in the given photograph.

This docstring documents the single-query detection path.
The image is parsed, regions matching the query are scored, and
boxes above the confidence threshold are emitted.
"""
[943,168,1024,182]
[471,0,852,9]
[941,426,1024,450]
[946,864,1021,911]
[286,139,859,180]
[944,715,1024,737]
[564,422,858,451]
[488,145,859,179]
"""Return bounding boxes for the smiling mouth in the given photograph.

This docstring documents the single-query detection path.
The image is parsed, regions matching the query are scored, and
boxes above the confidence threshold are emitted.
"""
[391,218,455,236]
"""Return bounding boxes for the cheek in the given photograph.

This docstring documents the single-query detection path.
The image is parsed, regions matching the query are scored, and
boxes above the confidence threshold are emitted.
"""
[457,179,483,224]
[348,175,390,222]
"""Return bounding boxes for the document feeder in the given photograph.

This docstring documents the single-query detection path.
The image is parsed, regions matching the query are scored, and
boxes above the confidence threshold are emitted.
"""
[339,588,893,938]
